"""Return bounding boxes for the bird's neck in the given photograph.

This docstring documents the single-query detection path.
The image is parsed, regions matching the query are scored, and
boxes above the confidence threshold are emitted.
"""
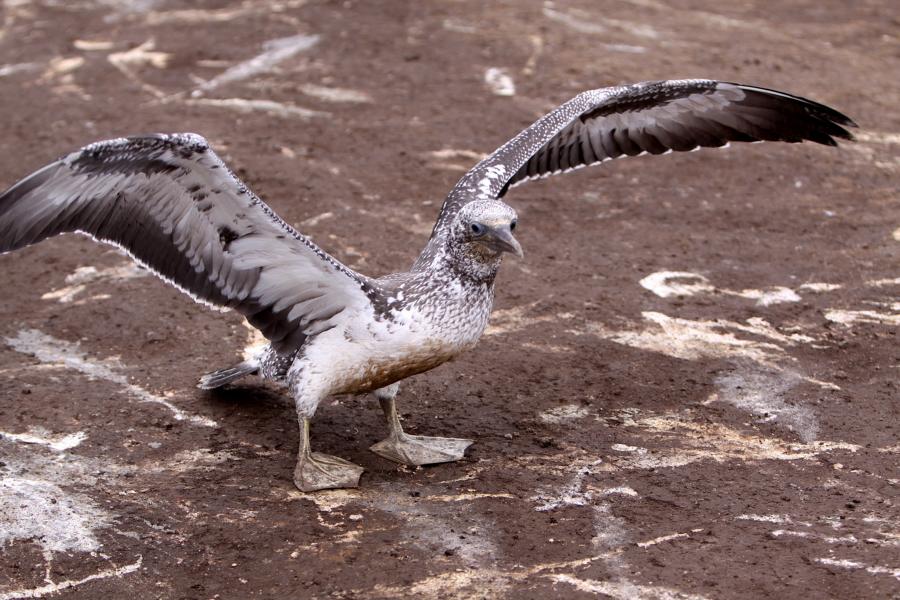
[430,240,502,286]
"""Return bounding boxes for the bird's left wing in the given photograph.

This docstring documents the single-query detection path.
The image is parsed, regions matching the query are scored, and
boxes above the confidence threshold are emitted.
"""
[430,79,855,235]
[0,133,376,353]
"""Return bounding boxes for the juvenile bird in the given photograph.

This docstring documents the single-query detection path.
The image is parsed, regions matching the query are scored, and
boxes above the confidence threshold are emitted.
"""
[0,80,855,491]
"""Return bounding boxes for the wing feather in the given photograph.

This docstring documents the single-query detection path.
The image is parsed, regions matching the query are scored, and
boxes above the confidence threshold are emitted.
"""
[0,133,374,353]
[424,79,855,245]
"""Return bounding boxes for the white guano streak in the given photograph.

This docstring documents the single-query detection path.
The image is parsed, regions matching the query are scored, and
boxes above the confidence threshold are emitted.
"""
[815,557,900,581]
[41,263,148,304]
[549,574,709,600]
[825,309,900,326]
[639,271,802,306]
[584,311,795,364]
[0,477,110,556]
[194,34,320,95]
[184,97,328,119]
[0,430,86,451]
[5,329,217,427]
[484,67,515,96]
[0,556,143,600]
[299,83,372,103]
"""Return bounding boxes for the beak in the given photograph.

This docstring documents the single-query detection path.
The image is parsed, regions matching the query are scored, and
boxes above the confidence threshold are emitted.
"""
[487,227,524,258]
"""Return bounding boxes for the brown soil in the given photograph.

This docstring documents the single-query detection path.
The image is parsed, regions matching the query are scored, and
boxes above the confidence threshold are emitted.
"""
[0,1,897,599]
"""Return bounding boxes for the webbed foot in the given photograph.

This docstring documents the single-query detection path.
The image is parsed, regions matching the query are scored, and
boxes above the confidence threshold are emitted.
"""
[370,433,473,466]
[293,451,364,492]
[293,418,364,492]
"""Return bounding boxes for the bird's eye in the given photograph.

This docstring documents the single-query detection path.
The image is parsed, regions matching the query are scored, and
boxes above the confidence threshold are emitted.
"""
[510,220,517,232]
[470,223,485,236]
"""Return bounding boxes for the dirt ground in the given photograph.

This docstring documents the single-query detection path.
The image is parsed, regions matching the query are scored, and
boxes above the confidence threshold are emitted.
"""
[0,1,897,598]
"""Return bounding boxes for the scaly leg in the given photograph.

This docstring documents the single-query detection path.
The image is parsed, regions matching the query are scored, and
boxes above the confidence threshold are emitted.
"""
[293,418,364,492]
[369,384,473,466]
[289,373,364,492]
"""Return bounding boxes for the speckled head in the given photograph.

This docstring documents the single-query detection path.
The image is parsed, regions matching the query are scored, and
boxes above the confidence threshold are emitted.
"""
[451,200,522,264]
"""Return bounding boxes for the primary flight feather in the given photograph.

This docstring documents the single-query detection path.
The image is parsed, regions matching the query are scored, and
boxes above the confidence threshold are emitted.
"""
[0,79,855,491]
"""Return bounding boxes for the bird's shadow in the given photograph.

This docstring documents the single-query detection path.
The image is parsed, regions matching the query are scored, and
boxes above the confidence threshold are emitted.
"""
[199,384,381,432]
[200,383,292,414]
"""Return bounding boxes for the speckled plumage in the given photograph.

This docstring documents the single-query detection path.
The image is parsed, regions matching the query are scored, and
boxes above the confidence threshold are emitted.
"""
[0,79,855,489]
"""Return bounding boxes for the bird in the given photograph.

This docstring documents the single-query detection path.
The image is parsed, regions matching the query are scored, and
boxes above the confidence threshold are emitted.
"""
[0,79,855,491]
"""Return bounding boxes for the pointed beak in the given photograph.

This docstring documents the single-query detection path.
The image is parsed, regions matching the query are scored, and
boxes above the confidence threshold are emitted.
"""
[488,227,524,258]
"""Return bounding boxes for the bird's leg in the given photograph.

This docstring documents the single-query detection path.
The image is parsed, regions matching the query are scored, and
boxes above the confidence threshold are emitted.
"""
[293,417,364,492]
[369,384,473,466]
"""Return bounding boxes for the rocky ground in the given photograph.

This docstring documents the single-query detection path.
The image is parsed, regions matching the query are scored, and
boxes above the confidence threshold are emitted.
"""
[0,1,897,598]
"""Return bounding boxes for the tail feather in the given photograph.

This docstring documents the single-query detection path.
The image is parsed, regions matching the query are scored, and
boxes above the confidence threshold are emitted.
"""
[198,361,258,389]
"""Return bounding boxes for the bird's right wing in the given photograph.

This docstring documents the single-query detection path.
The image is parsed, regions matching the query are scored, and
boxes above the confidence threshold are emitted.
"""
[0,133,375,353]
[428,79,855,238]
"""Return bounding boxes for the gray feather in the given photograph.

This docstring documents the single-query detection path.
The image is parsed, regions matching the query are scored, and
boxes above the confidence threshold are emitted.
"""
[0,133,375,353]
[419,79,855,259]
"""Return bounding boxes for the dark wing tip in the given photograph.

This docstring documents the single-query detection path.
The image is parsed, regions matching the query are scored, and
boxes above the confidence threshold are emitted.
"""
[728,82,857,143]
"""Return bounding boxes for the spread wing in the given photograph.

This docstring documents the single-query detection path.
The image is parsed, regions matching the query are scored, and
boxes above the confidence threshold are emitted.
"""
[429,79,855,238]
[0,133,374,353]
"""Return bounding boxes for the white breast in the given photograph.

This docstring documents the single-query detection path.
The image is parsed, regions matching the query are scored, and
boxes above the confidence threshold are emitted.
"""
[296,280,494,396]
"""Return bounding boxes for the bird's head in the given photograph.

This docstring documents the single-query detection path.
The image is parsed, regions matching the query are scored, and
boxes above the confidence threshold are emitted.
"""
[452,200,523,262]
